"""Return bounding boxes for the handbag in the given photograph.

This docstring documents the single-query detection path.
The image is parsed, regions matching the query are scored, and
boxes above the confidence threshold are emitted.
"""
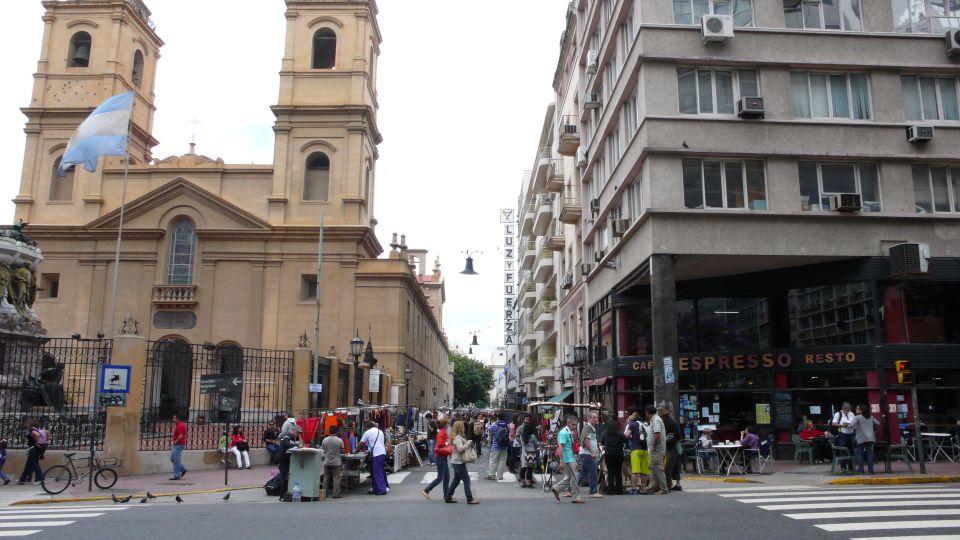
[462,444,478,464]
[237,441,250,453]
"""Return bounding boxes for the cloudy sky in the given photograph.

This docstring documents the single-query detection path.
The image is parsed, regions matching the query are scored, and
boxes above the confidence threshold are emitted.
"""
[0,0,569,362]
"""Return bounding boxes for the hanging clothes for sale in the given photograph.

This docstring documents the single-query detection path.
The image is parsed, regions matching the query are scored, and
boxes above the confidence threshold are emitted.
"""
[299,416,321,447]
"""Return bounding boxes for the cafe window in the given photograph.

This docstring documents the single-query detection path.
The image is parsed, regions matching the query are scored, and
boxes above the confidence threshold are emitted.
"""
[697,298,770,351]
[617,301,653,356]
[789,282,876,347]
[698,371,772,390]
[787,370,869,389]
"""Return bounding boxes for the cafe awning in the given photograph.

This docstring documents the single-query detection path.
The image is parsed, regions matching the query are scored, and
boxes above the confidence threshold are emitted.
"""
[547,389,574,403]
[582,377,610,387]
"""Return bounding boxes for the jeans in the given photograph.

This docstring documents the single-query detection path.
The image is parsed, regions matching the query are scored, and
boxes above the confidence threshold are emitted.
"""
[446,463,473,501]
[856,442,875,474]
[488,449,507,478]
[323,464,342,497]
[648,451,667,493]
[837,433,856,469]
[424,455,449,494]
[665,445,681,485]
[19,447,43,483]
[554,461,580,500]
[266,443,279,464]
[604,453,623,494]
[578,454,599,494]
[427,439,436,465]
[170,444,185,479]
[370,454,387,494]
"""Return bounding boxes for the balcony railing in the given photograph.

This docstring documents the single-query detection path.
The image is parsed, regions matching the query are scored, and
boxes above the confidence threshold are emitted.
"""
[153,284,198,308]
[529,299,556,324]
[546,159,565,192]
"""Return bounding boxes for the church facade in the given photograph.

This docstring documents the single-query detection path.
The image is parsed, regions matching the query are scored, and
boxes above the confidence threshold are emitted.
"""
[12,0,452,410]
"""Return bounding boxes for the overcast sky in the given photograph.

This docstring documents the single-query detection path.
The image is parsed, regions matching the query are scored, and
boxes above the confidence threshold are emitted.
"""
[0,0,569,361]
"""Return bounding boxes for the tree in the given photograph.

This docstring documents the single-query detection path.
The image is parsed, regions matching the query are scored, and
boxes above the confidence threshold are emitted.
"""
[451,351,493,408]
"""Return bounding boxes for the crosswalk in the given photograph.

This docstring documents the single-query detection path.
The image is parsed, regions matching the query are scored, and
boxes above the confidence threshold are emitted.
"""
[704,484,960,539]
[358,469,520,485]
[0,505,131,537]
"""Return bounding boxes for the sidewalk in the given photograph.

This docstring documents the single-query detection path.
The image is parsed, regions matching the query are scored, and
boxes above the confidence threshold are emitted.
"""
[684,459,959,488]
[2,466,270,506]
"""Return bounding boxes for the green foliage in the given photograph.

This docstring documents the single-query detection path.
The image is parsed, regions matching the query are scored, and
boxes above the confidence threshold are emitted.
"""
[451,351,493,407]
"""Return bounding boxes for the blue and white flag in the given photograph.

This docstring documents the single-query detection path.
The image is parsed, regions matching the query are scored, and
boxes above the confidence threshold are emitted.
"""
[58,91,134,174]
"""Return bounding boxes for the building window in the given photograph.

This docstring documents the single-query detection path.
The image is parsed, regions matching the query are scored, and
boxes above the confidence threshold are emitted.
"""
[167,220,196,285]
[627,176,644,221]
[67,31,92,68]
[303,152,330,201]
[300,274,318,301]
[682,158,767,210]
[364,164,371,203]
[790,72,872,120]
[621,14,635,57]
[40,273,60,300]
[604,53,618,98]
[606,133,620,174]
[132,50,145,88]
[622,94,638,137]
[893,0,960,33]
[913,164,960,213]
[673,0,754,27]
[798,161,881,212]
[902,75,960,121]
[784,0,863,31]
[312,28,337,69]
[678,68,759,115]
[50,157,74,202]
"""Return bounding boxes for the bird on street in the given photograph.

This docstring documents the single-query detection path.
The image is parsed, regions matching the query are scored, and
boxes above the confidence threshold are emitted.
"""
[112,494,119,504]
[139,497,148,504]
[146,492,157,499]
[118,495,133,504]
[175,495,184,504]
[222,492,230,502]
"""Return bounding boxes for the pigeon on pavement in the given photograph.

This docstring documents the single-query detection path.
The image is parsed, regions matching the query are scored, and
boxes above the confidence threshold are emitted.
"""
[175,495,184,504]
[112,494,119,504]
[118,495,133,504]
[146,492,157,499]
[222,492,230,502]
[139,497,148,504]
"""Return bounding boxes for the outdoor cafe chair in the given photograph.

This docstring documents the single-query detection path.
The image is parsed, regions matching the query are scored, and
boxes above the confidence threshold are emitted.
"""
[829,442,854,475]
[885,442,914,473]
[792,434,813,464]
[696,447,719,475]
[682,440,698,473]
[745,440,774,474]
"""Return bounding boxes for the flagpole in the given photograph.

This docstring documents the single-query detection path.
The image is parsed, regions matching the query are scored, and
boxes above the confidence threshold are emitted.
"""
[312,211,324,413]
[107,100,134,340]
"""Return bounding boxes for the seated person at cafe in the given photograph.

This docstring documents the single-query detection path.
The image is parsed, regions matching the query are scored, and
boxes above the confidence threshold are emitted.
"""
[697,428,717,472]
[698,428,714,449]
[799,420,830,463]
[739,426,760,473]
[799,420,825,440]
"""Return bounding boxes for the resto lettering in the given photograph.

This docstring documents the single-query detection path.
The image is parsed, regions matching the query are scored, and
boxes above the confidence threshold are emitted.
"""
[632,351,857,372]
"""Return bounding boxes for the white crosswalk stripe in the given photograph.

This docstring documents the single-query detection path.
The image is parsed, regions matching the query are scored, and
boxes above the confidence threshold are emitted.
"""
[0,505,132,537]
[713,484,960,540]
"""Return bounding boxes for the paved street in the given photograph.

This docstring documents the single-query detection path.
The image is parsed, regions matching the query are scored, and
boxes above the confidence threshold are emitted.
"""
[3,461,960,540]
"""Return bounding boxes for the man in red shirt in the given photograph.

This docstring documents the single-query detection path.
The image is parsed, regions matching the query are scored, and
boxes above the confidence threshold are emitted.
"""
[170,413,188,480]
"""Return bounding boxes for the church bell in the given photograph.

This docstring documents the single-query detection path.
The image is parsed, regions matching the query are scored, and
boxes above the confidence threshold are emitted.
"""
[72,42,91,67]
[460,255,478,275]
[470,334,479,346]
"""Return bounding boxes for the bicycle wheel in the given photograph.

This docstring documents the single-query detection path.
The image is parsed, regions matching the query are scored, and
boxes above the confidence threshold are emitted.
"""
[41,465,71,495]
[94,468,118,490]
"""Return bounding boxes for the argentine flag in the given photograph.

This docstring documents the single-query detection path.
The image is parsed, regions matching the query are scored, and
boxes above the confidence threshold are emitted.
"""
[58,91,134,174]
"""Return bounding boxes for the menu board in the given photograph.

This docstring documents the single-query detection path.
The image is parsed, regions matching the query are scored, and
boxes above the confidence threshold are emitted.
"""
[773,390,793,429]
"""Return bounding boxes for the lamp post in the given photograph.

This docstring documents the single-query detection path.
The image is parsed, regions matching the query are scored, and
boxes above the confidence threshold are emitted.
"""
[571,340,589,405]
[403,366,412,408]
[349,330,364,449]
[432,386,437,408]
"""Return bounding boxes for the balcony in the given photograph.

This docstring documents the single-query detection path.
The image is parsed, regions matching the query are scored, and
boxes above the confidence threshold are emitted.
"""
[521,281,536,309]
[532,194,553,236]
[558,190,582,225]
[521,201,534,236]
[520,239,536,271]
[521,328,537,347]
[547,219,564,251]
[153,284,198,309]
[534,361,556,382]
[546,159,565,193]
[557,115,579,156]
[533,248,555,283]
[532,146,552,192]
[530,299,556,332]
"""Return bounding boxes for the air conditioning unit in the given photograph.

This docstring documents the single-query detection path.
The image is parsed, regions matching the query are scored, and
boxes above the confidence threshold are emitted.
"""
[561,273,573,290]
[829,193,862,212]
[907,124,934,143]
[737,97,765,119]
[889,242,930,275]
[947,28,960,56]
[584,93,602,109]
[586,49,600,75]
[701,14,734,44]
[589,198,600,213]
[612,218,630,237]
[594,250,606,262]
[581,263,592,275]
[576,146,588,167]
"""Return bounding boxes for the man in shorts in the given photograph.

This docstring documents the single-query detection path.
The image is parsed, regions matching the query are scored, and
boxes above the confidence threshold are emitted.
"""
[624,409,649,495]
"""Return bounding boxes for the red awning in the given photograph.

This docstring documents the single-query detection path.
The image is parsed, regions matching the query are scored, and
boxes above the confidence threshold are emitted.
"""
[584,377,609,387]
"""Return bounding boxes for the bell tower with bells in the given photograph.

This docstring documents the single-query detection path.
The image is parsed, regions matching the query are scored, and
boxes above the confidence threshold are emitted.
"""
[15,0,163,224]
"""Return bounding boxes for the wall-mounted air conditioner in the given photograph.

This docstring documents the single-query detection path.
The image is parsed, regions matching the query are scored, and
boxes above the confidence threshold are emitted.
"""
[589,198,600,214]
[561,273,573,289]
[947,28,960,56]
[701,14,734,44]
[576,146,588,167]
[737,97,764,119]
[581,263,592,275]
[586,49,599,75]
[829,193,862,212]
[612,219,630,237]
[594,250,605,263]
[890,242,930,275]
[907,124,934,143]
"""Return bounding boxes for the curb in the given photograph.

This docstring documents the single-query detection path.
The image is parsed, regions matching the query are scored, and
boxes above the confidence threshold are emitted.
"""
[684,476,759,483]
[11,485,261,506]
[828,475,960,486]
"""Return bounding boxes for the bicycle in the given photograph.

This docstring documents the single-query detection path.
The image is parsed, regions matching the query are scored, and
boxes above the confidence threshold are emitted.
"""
[41,452,122,495]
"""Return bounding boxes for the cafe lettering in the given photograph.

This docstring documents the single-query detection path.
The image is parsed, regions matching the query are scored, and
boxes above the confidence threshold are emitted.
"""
[631,350,859,372]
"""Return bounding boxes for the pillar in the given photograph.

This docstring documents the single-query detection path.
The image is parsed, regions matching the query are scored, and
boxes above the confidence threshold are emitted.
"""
[292,347,311,414]
[347,362,357,406]
[326,356,340,409]
[360,364,371,404]
[103,334,147,475]
[651,254,679,415]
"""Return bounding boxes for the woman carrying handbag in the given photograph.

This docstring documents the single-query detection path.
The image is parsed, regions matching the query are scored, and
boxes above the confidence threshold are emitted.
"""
[445,421,478,504]
[421,418,451,499]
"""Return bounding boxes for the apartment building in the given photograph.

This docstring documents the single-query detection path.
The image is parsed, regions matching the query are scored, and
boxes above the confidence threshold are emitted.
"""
[518,0,960,444]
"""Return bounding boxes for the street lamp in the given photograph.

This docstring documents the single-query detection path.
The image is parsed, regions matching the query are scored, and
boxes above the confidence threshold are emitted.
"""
[569,340,589,405]
[349,330,365,447]
[432,386,437,408]
[404,366,412,407]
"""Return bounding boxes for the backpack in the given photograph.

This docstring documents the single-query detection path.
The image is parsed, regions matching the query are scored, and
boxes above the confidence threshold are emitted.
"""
[264,472,284,497]
[473,421,483,436]
[496,424,510,448]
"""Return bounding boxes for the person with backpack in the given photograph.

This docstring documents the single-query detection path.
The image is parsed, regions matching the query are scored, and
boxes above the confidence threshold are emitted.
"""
[623,409,649,495]
[486,412,510,480]
[471,415,485,457]
[517,416,538,488]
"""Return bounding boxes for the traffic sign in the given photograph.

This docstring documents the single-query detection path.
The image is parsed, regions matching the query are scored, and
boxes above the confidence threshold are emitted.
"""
[99,365,132,394]
[200,373,244,395]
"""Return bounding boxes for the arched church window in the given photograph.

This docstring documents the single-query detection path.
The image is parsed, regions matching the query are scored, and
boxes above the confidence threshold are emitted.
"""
[132,50,145,88]
[68,32,92,68]
[167,220,196,285]
[312,28,337,69]
[303,152,330,201]
[50,157,74,201]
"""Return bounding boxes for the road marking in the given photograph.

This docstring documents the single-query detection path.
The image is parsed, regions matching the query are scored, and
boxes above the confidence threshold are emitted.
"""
[758,500,960,511]
[0,522,75,528]
[0,507,129,513]
[738,493,960,504]
[0,514,103,520]
[0,532,41,537]
[686,485,817,493]
[851,536,960,540]
[817,520,960,532]
[785,509,960,520]
[420,472,479,483]
[724,488,960,498]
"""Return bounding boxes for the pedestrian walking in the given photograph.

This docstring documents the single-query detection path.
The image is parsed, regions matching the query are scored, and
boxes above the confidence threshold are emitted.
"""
[518,415,538,488]
[507,415,519,474]
[425,412,438,466]
[624,410,649,495]
[471,415,485,457]
[486,413,510,480]
[853,404,880,474]
[168,413,187,481]
[360,420,388,495]
[601,420,626,495]
[552,414,584,504]
[229,426,251,470]
[422,418,451,499]
[321,424,344,499]
[644,405,668,495]
[578,410,602,498]
[832,402,857,472]
[445,421,478,504]
[659,404,683,492]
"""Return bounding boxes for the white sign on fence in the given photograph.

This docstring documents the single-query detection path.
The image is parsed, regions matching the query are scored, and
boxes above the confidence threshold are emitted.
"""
[369,369,381,391]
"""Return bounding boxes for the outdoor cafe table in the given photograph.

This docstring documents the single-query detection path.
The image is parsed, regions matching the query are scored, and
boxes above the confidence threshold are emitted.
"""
[712,443,745,476]
[921,433,955,463]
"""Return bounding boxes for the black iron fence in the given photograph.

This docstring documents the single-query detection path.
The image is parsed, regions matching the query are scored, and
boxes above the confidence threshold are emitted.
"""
[139,340,293,451]
[0,337,110,450]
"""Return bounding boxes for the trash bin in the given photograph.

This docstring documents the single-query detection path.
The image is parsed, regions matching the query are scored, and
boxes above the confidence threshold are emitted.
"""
[287,448,322,500]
